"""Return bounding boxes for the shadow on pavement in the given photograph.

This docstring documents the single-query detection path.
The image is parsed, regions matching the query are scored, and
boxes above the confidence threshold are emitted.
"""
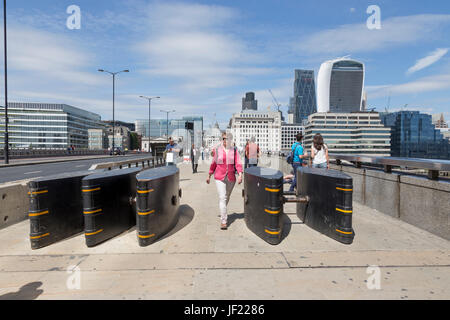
[0,282,44,300]
[227,212,244,227]
[156,204,195,242]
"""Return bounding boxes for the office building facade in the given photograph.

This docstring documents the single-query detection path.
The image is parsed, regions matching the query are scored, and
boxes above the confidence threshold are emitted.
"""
[281,124,304,151]
[135,116,203,150]
[292,69,317,124]
[88,129,108,150]
[317,58,365,113]
[0,102,102,149]
[304,112,391,156]
[229,110,282,152]
[380,111,450,159]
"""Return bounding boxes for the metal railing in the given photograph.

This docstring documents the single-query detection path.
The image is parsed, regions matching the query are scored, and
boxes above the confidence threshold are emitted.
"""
[90,156,165,171]
[329,153,450,180]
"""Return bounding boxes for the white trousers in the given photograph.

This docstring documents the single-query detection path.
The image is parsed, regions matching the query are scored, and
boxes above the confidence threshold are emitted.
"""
[215,176,236,224]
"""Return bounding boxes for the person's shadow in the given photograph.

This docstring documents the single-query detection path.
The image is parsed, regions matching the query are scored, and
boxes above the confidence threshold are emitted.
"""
[227,212,245,227]
[0,282,44,300]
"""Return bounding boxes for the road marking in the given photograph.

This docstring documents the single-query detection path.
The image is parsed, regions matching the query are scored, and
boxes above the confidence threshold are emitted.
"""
[76,165,86,168]
[24,171,42,175]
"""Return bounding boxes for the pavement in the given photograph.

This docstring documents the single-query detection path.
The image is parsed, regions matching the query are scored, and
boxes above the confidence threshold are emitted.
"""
[0,161,449,300]
[0,154,152,184]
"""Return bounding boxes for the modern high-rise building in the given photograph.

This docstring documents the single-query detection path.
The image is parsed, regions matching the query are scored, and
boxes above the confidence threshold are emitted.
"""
[380,111,450,159]
[292,69,317,124]
[317,58,365,113]
[242,92,258,111]
[304,112,391,156]
[0,102,102,149]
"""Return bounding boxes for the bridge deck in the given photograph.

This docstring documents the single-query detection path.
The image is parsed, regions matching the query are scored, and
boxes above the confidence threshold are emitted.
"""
[0,162,449,299]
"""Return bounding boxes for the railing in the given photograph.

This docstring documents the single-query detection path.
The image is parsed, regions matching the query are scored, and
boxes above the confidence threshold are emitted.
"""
[0,148,148,160]
[329,154,450,180]
[90,156,165,171]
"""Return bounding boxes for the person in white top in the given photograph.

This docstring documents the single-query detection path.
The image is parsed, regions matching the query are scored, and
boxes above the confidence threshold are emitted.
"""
[310,133,329,169]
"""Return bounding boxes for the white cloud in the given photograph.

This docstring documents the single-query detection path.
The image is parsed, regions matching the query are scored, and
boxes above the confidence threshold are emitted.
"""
[366,73,450,99]
[296,14,450,55]
[136,2,266,92]
[406,48,449,75]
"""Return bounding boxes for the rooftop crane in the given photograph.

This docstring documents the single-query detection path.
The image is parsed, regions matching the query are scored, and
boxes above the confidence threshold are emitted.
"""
[268,89,281,112]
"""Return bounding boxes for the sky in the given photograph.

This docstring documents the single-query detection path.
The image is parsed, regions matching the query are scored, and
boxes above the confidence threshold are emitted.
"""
[1,0,450,129]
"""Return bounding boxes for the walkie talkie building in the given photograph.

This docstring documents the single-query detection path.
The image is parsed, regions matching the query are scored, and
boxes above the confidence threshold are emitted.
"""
[317,58,365,113]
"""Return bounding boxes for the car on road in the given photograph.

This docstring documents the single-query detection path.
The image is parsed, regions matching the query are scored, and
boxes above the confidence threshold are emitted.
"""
[110,147,126,155]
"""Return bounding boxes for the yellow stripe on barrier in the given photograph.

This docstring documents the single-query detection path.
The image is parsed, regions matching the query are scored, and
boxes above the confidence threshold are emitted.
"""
[336,187,353,192]
[265,209,281,214]
[264,229,281,235]
[82,187,101,192]
[265,187,280,192]
[29,210,49,217]
[28,190,48,195]
[137,189,154,194]
[85,229,103,236]
[336,208,353,213]
[335,229,353,235]
[138,234,155,239]
[83,209,102,215]
[30,233,50,239]
[138,210,155,216]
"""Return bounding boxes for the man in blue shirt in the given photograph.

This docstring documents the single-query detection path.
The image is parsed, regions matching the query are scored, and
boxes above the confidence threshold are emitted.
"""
[289,133,308,192]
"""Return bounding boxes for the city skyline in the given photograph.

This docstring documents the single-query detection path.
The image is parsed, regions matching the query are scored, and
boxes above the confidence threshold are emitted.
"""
[0,0,449,130]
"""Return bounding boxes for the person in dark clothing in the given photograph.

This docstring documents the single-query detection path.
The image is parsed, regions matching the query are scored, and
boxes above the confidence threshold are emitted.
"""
[190,143,199,173]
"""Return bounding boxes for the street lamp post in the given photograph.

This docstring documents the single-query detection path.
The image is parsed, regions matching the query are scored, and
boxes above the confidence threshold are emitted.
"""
[139,96,160,154]
[98,68,129,155]
[3,0,8,164]
[160,109,175,143]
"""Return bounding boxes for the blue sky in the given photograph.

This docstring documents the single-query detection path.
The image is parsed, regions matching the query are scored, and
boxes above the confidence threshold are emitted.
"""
[2,0,450,129]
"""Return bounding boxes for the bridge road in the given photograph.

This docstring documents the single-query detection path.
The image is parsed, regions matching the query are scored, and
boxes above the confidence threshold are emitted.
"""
[0,154,154,184]
[0,160,449,299]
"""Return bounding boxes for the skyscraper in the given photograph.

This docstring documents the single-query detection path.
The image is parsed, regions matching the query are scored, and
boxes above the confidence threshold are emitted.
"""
[242,92,258,111]
[292,69,317,124]
[317,58,365,113]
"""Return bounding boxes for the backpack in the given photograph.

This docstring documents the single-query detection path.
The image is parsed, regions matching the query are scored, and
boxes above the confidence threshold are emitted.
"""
[286,143,300,165]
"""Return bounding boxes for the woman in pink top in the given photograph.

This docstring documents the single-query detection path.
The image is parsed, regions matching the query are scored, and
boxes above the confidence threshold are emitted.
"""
[206,132,243,230]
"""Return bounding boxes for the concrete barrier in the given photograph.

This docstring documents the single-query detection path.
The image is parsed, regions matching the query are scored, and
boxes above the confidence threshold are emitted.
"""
[0,180,30,230]
[330,163,450,240]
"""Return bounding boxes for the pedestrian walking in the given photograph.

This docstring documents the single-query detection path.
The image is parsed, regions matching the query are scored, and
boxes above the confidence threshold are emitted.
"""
[190,143,199,173]
[311,133,329,169]
[289,133,308,192]
[206,132,243,230]
[246,136,260,168]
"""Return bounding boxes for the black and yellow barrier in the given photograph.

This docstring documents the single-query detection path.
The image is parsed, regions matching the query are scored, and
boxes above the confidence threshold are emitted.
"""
[82,167,141,247]
[28,171,96,249]
[296,167,355,244]
[243,167,284,245]
[136,166,181,246]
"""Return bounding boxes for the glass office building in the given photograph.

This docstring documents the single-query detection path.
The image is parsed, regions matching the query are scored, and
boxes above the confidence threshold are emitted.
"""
[380,111,450,159]
[292,69,317,124]
[0,102,102,149]
[304,112,391,156]
[135,116,203,149]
